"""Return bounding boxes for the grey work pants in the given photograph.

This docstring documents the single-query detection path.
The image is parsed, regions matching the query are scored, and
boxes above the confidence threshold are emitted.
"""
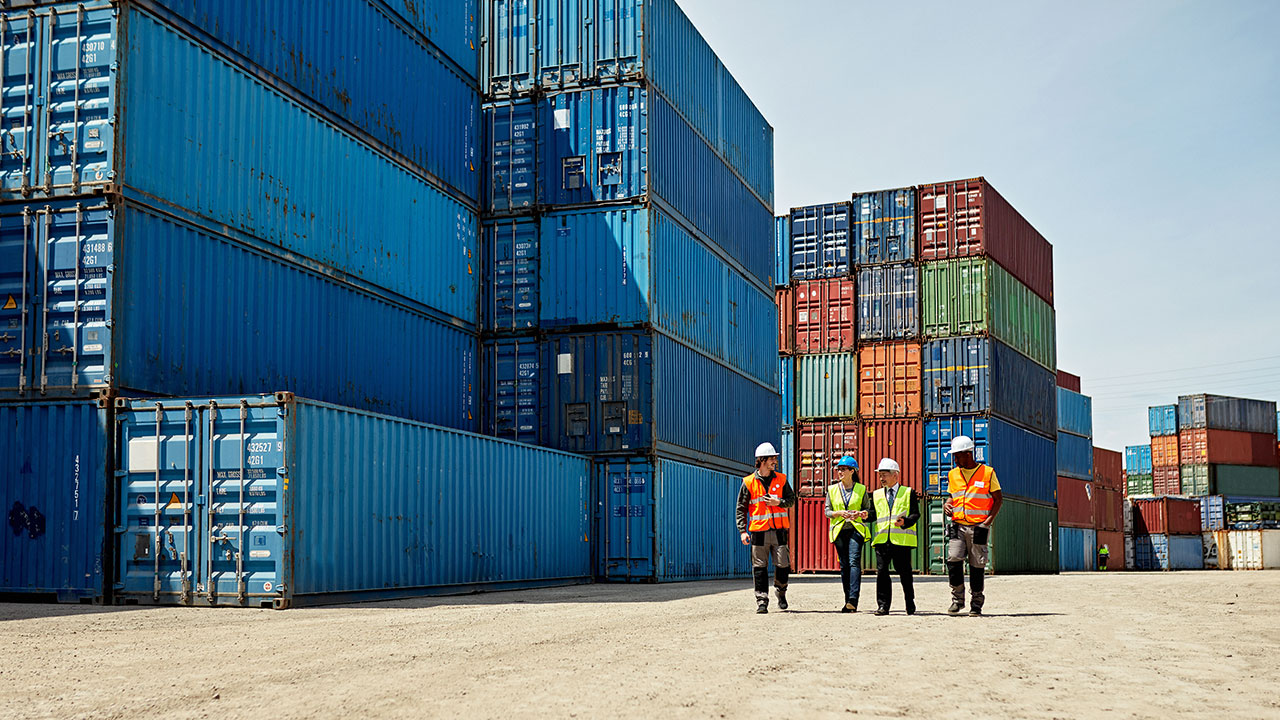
[946,523,989,610]
[750,530,790,601]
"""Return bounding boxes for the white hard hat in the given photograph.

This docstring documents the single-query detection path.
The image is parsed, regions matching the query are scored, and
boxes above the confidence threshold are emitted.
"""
[947,435,976,455]
[755,442,779,459]
[876,458,900,472]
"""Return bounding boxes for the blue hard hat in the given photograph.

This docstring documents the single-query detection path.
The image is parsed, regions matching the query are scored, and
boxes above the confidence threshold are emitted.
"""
[835,455,858,470]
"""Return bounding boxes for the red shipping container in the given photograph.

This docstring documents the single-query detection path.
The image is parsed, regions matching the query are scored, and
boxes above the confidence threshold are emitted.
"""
[1056,370,1081,392]
[775,286,795,355]
[1092,447,1123,490]
[792,497,838,572]
[1057,477,1094,528]
[1094,486,1123,532]
[1150,435,1180,469]
[1132,497,1201,535]
[1096,529,1125,570]
[858,343,921,418]
[1178,428,1280,467]
[917,177,1055,305]
[797,420,860,496]
[856,419,924,492]
[1153,466,1181,495]
[794,278,856,354]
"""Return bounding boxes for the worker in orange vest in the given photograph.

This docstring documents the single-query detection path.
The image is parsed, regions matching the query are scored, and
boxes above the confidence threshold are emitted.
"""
[736,442,795,614]
[941,435,1003,616]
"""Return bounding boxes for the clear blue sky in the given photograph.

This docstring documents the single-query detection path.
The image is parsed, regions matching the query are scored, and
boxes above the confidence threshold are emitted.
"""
[679,0,1280,451]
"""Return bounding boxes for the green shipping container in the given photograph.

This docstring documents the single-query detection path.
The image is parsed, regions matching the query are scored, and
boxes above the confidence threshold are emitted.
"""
[796,353,858,419]
[926,496,1059,575]
[921,258,1056,370]
[859,498,931,575]
[1179,465,1210,496]
[1127,473,1154,496]
[1211,465,1280,496]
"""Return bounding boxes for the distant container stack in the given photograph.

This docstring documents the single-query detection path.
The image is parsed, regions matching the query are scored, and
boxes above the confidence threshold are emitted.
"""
[481,0,778,583]
[1055,377,1095,571]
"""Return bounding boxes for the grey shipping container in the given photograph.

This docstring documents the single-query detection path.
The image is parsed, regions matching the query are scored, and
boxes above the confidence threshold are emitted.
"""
[1178,394,1278,434]
[922,337,1057,439]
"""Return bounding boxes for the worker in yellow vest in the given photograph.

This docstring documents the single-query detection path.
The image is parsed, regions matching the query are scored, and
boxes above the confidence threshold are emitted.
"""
[825,455,870,612]
[736,442,795,614]
[867,458,919,616]
[941,435,1003,616]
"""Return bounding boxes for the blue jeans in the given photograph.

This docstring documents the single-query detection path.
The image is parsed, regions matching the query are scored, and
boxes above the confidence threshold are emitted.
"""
[833,529,864,605]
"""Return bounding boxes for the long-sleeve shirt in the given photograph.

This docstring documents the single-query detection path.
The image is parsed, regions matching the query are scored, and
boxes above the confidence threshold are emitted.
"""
[734,471,796,534]
[823,482,873,519]
[864,484,921,530]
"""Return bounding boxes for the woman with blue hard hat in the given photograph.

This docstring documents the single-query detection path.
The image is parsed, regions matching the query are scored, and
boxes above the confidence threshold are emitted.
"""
[824,455,871,612]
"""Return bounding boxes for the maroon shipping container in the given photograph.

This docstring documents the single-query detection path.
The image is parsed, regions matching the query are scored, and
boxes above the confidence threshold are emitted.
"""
[857,419,925,492]
[776,286,795,355]
[793,497,839,572]
[917,178,1055,305]
[794,278,856,354]
[1096,530,1125,570]
[797,420,860,496]
[1056,370,1081,392]
[1178,428,1280,467]
[1093,447,1123,490]
[1057,477,1094,529]
[1153,466,1181,495]
[1094,486,1123,532]
[1132,497,1201,535]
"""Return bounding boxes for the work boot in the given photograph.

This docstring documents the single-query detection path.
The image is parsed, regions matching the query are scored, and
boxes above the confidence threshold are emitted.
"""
[776,590,788,610]
[756,600,768,614]
[874,607,889,616]
[947,601,964,615]
[906,601,916,616]
[841,601,857,613]
[969,606,983,617]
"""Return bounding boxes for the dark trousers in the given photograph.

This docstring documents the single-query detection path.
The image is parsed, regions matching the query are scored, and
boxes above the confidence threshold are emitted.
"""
[874,543,915,611]
[833,529,865,605]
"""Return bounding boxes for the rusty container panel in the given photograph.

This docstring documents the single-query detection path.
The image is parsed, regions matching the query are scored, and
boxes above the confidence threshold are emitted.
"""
[776,286,796,355]
[857,419,924,492]
[794,278,856,354]
[797,420,860,497]
[1153,466,1182,495]
[1095,486,1124,532]
[1096,529,1125,569]
[1179,428,1280,467]
[917,177,1054,305]
[793,497,839,573]
[1057,477,1094,529]
[1151,435,1181,469]
[1132,497,1202,536]
[1056,370,1081,392]
[1093,447,1124,491]
[858,343,922,418]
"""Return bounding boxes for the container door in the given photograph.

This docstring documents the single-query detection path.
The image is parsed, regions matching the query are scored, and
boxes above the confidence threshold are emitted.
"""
[0,11,41,196]
[37,4,115,196]
[597,459,655,581]
[0,207,35,391]
[117,401,201,604]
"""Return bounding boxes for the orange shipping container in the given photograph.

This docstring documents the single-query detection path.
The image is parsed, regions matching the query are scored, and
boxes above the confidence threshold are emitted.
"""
[1094,486,1123,532]
[1151,435,1180,469]
[1092,447,1123,490]
[794,278,856,354]
[798,420,860,496]
[858,342,922,418]
[792,497,839,572]
[856,419,925,492]
[776,286,795,355]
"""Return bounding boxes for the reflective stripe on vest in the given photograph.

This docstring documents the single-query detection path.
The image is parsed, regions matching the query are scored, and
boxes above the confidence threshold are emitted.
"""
[949,465,995,525]
[827,482,869,542]
[744,472,791,532]
[871,487,916,547]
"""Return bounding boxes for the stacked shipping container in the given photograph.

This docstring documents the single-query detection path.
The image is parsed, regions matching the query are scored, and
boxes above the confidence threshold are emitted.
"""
[1055,378,1095,571]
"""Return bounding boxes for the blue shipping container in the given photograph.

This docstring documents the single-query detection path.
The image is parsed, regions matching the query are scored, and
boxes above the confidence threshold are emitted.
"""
[596,455,752,582]
[483,337,541,443]
[542,331,780,469]
[485,100,538,213]
[1201,495,1225,532]
[924,416,1057,504]
[482,0,774,209]
[1134,534,1205,571]
[1125,445,1153,475]
[1148,405,1178,437]
[115,394,590,607]
[0,400,108,601]
[858,264,919,341]
[538,205,778,387]
[483,218,539,332]
[852,187,916,264]
[1058,527,1097,571]
[922,336,1057,439]
[780,428,795,483]
[790,203,851,280]
[779,356,795,428]
[775,215,790,287]
[1057,388,1093,438]
[0,5,479,320]
[1057,431,1094,481]
[0,198,477,428]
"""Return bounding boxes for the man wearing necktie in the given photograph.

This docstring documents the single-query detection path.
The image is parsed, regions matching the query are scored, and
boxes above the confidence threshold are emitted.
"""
[867,457,919,616]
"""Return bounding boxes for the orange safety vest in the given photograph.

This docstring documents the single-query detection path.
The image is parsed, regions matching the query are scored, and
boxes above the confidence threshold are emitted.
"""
[949,464,995,526]
[744,472,791,532]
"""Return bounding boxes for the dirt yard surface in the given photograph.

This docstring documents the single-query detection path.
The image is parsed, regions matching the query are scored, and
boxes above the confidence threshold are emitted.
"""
[2,571,1278,719]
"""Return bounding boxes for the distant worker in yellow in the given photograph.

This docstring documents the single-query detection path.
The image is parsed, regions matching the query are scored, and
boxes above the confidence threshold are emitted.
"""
[1098,544,1110,571]
[736,442,795,614]
[825,455,870,612]
[942,436,1003,616]
[866,457,920,616]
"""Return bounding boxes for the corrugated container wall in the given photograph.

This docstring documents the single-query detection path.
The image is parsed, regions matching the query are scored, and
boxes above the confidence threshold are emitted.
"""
[797,420,860,497]
[851,188,915,265]
[790,203,850,280]
[858,343,922,418]
[1149,405,1179,437]
[779,428,795,482]
[1058,527,1097,571]
[0,6,481,323]
[0,199,478,428]
[796,353,859,420]
[1211,465,1280,497]
[1096,529,1124,570]
[1179,465,1209,497]
[1178,395,1278,434]
[1057,477,1094,528]
[115,395,592,607]
[794,279,857,354]
[1057,388,1093,438]
[483,217,539,332]
[775,216,790,286]
[1127,474,1154,496]
[1125,445,1153,475]
[917,178,1055,305]
[1134,534,1204,571]
[1093,447,1123,490]
[792,498,838,573]
[1151,435,1180,469]
[779,356,795,428]
[1056,370,1081,392]
[482,338,541,443]
[1153,467,1181,496]
[857,265,920,341]
[1094,486,1123,532]
[1200,495,1225,532]
[1179,429,1279,467]
[0,400,110,602]
[987,498,1059,574]
[922,337,1057,439]
[856,420,925,493]
[776,287,796,355]
[1132,497,1202,536]
[1225,530,1280,570]
[1057,432,1094,480]
[925,416,1056,504]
